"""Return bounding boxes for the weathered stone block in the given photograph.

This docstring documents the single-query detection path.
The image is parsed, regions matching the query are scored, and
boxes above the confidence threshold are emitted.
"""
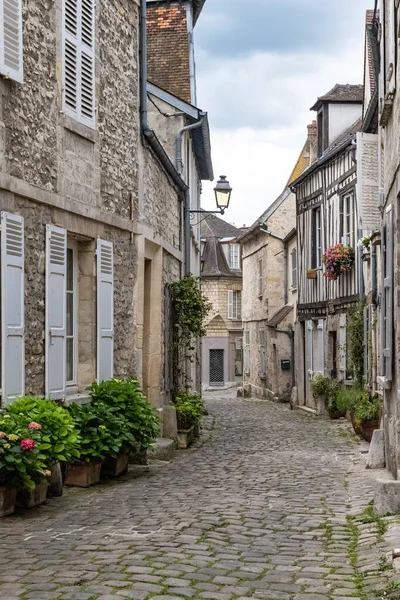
[374,479,400,515]
[367,429,385,469]
[161,404,178,440]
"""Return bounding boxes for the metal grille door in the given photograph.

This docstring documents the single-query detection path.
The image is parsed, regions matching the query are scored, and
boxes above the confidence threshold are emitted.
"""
[210,349,224,386]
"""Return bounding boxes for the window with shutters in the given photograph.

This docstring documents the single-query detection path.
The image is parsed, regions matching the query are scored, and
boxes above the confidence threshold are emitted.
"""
[244,330,250,374]
[0,0,23,83]
[66,243,78,386]
[258,258,263,297]
[228,290,241,320]
[229,244,240,269]
[291,247,297,289]
[340,193,355,247]
[312,207,322,268]
[62,0,95,128]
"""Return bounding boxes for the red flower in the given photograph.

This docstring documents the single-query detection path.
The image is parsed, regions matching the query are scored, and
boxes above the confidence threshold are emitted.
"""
[20,438,35,451]
[28,422,42,430]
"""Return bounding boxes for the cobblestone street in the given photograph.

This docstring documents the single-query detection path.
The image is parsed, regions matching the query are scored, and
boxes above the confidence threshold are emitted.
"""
[0,392,397,600]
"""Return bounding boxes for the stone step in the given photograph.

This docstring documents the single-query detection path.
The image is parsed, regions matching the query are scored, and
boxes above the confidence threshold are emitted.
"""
[147,438,176,462]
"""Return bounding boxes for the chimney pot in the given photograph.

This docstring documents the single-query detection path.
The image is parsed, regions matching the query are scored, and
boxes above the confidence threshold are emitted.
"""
[307,120,317,141]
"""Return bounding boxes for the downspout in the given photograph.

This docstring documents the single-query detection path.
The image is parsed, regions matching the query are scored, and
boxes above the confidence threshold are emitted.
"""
[175,118,205,276]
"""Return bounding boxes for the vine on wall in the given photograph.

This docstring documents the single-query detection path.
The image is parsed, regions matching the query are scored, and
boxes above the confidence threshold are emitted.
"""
[346,299,365,386]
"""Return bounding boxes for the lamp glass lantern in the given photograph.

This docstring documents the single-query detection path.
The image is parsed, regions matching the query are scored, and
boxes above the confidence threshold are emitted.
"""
[214,175,232,214]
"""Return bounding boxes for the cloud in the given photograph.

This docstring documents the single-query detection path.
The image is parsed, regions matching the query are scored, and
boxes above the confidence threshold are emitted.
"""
[195,0,371,225]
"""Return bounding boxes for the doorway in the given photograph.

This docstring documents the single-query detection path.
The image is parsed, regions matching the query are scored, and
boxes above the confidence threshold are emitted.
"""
[209,349,224,386]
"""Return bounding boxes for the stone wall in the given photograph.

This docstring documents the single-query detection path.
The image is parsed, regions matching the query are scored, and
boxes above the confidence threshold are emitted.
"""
[203,277,243,335]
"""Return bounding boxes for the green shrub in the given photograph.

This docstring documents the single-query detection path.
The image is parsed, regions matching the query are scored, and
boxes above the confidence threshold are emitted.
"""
[354,393,381,425]
[173,392,205,430]
[326,379,341,412]
[88,379,159,450]
[0,412,49,490]
[7,397,80,465]
[311,375,331,399]
[335,385,364,415]
[67,402,129,463]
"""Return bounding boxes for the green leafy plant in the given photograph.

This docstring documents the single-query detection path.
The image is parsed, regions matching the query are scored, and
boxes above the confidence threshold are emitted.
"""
[335,385,364,416]
[326,379,342,413]
[7,397,80,465]
[347,300,365,385]
[88,379,159,450]
[311,375,331,399]
[0,412,49,490]
[173,392,205,430]
[353,392,381,425]
[170,276,212,390]
[67,402,128,463]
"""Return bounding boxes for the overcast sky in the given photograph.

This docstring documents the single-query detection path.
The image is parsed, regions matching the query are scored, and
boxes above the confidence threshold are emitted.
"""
[195,0,371,228]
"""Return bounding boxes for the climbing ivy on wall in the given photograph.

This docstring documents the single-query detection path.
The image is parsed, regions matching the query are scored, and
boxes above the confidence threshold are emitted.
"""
[346,299,365,386]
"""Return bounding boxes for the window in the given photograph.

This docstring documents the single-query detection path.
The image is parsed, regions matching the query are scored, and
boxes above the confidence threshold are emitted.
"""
[258,258,263,297]
[259,329,266,377]
[340,193,355,247]
[229,244,240,269]
[228,290,241,320]
[66,244,78,385]
[312,207,322,268]
[291,247,297,289]
[244,330,250,374]
[62,0,95,127]
[0,0,23,83]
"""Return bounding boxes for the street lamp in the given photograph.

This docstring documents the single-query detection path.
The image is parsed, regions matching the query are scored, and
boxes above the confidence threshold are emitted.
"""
[214,175,232,215]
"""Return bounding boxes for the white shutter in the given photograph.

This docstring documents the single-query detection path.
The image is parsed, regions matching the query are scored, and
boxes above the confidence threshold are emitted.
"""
[258,259,263,297]
[382,207,394,381]
[97,239,114,382]
[386,0,396,94]
[46,225,67,400]
[317,319,324,374]
[244,330,250,374]
[0,0,23,83]
[306,320,313,380]
[1,212,24,404]
[339,313,347,379]
[62,0,95,127]
[228,290,233,320]
[356,133,380,230]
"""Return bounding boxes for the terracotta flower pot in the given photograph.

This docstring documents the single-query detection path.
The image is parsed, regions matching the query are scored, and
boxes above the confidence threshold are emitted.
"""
[65,461,101,488]
[360,420,380,443]
[102,453,129,478]
[17,481,48,508]
[0,486,17,517]
[307,270,317,280]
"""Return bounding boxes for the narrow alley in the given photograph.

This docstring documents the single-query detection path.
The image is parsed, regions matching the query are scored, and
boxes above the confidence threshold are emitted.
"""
[0,392,394,600]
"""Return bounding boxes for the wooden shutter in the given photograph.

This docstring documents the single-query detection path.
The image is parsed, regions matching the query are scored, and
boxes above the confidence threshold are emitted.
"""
[1,212,24,404]
[46,225,67,400]
[338,313,347,379]
[386,0,396,94]
[382,207,394,381]
[306,320,313,380]
[291,248,297,288]
[317,320,324,374]
[0,0,23,83]
[228,290,233,319]
[97,239,114,382]
[63,0,95,127]
[244,330,250,374]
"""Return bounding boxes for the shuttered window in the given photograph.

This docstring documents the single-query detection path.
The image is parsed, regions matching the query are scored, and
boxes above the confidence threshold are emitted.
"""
[0,0,23,83]
[291,247,297,289]
[97,239,114,382]
[244,330,250,374]
[1,212,25,405]
[62,0,95,127]
[228,290,241,320]
[229,244,240,269]
[382,208,394,381]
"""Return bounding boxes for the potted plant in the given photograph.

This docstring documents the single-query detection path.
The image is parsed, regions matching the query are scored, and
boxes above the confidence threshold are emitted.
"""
[172,393,205,449]
[353,392,381,442]
[307,269,317,280]
[66,402,125,487]
[326,379,346,419]
[88,378,159,473]
[322,243,355,281]
[7,397,80,496]
[311,375,331,416]
[0,413,49,513]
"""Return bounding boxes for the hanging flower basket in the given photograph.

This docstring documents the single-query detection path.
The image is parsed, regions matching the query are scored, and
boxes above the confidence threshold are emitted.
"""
[322,244,355,281]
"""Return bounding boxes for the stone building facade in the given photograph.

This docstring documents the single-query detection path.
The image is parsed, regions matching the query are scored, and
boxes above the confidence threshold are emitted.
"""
[0,0,212,414]
[201,215,243,389]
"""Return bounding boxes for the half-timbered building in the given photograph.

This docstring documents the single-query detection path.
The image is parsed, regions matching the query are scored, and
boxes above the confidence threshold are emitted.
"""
[292,85,364,409]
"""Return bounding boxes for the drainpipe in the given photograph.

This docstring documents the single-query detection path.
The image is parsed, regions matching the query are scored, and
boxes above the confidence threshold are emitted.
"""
[175,119,205,276]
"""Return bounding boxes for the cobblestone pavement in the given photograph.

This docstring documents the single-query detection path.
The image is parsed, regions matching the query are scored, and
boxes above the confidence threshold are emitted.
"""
[0,391,398,600]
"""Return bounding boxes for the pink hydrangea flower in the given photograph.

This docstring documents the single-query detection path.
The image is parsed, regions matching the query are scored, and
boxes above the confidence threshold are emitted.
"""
[28,422,42,430]
[0,432,5,439]
[20,438,35,451]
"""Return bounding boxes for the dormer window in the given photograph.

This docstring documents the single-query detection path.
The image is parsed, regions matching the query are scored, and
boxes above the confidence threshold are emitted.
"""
[229,244,240,269]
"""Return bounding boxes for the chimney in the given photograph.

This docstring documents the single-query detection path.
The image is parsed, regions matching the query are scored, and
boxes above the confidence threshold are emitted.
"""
[147,2,193,103]
[307,120,317,142]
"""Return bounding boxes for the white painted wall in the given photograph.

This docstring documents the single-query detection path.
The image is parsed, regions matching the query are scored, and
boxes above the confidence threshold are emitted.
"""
[328,103,362,145]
